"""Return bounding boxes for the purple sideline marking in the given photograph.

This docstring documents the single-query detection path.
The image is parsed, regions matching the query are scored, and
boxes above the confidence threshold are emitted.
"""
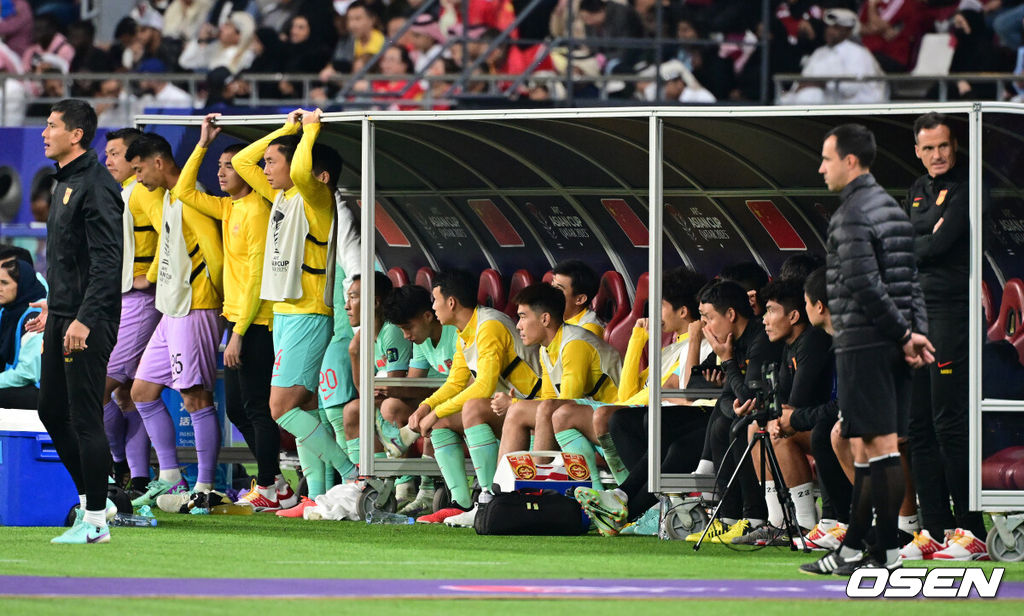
[1,577,1022,599]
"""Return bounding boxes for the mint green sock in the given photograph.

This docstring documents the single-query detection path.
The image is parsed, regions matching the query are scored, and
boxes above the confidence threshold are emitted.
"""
[420,455,436,490]
[465,424,499,495]
[324,405,346,448]
[317,409,335,490]
[346,438,360,466]
[297,441,325,498]
[376,407,402,443]
[430,428,471,509]
[598,433,629,486]
[277,407,356,481]
[556,429,602,489]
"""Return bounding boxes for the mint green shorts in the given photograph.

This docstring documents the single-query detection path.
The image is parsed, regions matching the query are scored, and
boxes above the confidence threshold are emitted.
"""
[572,398,617,410]
[319,334,357,408]
[272,313,332,393]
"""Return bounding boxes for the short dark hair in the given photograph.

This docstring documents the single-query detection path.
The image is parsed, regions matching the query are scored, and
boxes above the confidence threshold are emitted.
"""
[551,259,599,305]
[760,279,808,324]
[513,283,566,325]
[312,143,343,189]
[221,143,245,157]
[50,99,98,150]
[825,123,876,169]
[351,271,393,300]
[125,132,174,163]
[381,284,433,324]
[579,0,606,13]
[267,135,300,164]
[0,244,34,267]
[433,269,477,309]
[698,280,753,320]
[105,127,143,147]
[777,253,824,284]
[803,267,827,307]
[913,112,955,143]
[720,261,769,293]
[663,266,707,317]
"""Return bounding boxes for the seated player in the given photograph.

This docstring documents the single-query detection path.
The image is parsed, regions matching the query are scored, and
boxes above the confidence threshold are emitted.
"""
[495,283,621,488]
[378,283,460,516]
[550,259,604,338]
[571,267,715,536]
[125,133,226,508]
[731,278,830,546]
[172,113,295,511]
[340,272,412,468]
[233,108,359,495]
[407,269,541,525]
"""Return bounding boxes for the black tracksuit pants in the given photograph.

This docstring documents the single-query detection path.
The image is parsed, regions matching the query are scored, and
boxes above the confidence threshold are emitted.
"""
[37,315,118,512]
[709,411,769,521]
[223,322,279,487]
[909,313,986,538]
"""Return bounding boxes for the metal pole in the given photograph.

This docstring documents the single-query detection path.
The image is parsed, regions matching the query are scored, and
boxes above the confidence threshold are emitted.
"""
[654,0,663,101]
[968,103,982,510]
[760,0,770,104]
[647,113,664,492]
[359,117,377,475]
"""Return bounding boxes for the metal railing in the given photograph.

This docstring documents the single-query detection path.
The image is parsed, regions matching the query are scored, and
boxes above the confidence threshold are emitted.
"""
[773,72,1020,102]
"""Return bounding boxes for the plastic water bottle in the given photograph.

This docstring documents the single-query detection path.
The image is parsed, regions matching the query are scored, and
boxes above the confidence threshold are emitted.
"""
[365,509,414,525]
[111,513,158,527]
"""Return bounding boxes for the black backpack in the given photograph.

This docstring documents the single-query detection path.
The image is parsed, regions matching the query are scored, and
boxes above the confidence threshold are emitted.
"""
[473,487,589,536]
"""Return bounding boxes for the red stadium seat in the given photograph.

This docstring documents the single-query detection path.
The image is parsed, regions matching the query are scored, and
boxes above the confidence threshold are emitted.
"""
[592,271,629,338]
[982,281,995,332]
[505,269,536,318]
[387,267,409,288]
[478,268,507,312]
[415,266,437,291]
[982,446,1024,490]
[606,272,649,356]
[542,270,554,284]
[989,278,1024,361]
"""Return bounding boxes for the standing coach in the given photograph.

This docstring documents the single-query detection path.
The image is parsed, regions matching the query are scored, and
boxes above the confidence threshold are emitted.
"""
[801,124,934,575]
[34,99,124,544]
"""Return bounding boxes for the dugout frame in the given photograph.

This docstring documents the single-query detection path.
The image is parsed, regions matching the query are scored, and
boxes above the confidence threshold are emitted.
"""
[137,103,1024,510]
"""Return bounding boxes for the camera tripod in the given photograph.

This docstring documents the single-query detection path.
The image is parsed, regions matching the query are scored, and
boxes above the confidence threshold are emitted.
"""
[693,416,809,552]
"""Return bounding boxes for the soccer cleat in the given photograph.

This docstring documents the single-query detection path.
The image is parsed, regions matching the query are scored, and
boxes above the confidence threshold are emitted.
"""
[416,506,471,524]
[834,553,902,577]
[377,414,420,459]
[443,506,478,528]
[796,520,830,550]
[276,496,316,518]
[131,478,189,508]
[236,480,282,512]
[620,505,660,536]
[714,519,752,544]
[732,523,790,546]
[899,529,947,561]
[398,490,435,517]
[798,521,846,551]
[395,480,417,508]
[52,510,85,543]
[155,491,193,513]
[51,523,110,544]
[685,518,726,542]
[799,549,862,575]
[276,482,298,510]
[931,529,989,561]
[573,487,627,525]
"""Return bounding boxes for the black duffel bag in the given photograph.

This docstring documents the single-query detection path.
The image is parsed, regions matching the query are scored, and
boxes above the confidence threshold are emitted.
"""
[473,487,589,536]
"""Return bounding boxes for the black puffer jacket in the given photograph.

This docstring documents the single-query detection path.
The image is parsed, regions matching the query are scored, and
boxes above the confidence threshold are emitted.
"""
[826,173,928,351]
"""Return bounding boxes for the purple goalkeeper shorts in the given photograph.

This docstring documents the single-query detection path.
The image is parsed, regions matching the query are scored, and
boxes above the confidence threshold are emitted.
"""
[135,309,224,392]
[107,289,162,384]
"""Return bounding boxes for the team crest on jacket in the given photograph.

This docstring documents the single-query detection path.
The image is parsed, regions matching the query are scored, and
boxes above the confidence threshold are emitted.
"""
[63,187,73,204]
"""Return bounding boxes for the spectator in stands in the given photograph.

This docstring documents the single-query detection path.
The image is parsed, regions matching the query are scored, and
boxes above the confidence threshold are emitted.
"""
[0,258,46,409]
[68,20,113,95]
[260,0,300,32]
[201,65,250,107]
[779,8,887,105]
[179,11,257,72]
[25,56,69,118]
[278,14,333,98]
[371,45,424,108]
[578,0,645,73]
[136,58,195,111]
[637,59,716,102]
[550,45,602,98]
[95,78,133,127]
[992,0,1024,50]
[248,26,285,98]
[0,0,33,57]
[163,0,215,41]
[439,0,516,36]
[526,70,567,101]
[21,14,75,90]
[673,10,736,102]
[131,9,183,71]
[550,0,585,40]
[0,41,26,125]
[409,14,445,73]
[207,0,261,27]
[425,57,458,109]
[318,2,382,87]
[772,0,826,73]
[947,3,1002,99]
[108,17,139,70]
[859,0,930,72]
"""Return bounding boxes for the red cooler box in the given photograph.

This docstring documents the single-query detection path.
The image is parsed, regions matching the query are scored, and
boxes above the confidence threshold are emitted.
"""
[0,409,78,526]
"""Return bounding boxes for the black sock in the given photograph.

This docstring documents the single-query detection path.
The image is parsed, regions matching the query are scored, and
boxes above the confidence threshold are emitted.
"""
[130,476,150,492]
[841,464,872,551]
[112,460,130,484]
[869,454,904,551]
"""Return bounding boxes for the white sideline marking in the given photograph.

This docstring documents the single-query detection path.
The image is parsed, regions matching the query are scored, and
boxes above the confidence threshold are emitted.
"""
[0,560,27,563]
[271,560,509,566]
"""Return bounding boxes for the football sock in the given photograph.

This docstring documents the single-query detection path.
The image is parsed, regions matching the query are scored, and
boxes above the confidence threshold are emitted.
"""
[298,440,325,498]
[465,424,499,494]
[83,509,106,528]
[899,513,921,535]
[430,428,471,509]
[136,399,179,473]
[124,411,151,481]
[317,409,335,489]
[324,405,347,448]
[555,429,601,489]
[277,407,357,481]
[103,399,126,462]
[346,438,361,466]
[870,453,904,551]
[841,463,872,552]
[596,433,629,486]
[791,481,818,530]
[190,406,220,486]
[764,480,784,527]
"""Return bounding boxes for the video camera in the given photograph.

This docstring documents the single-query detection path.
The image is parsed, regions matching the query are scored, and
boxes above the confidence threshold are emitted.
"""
[746,362,780,428]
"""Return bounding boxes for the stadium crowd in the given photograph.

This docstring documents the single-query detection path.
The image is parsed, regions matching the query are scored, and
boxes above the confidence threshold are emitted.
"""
[3,0,1024,118]
[18,95,1022,574]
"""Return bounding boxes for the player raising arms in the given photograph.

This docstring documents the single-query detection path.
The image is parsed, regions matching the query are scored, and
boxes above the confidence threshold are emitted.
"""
[232,109,359,489]
[172,114,293,511]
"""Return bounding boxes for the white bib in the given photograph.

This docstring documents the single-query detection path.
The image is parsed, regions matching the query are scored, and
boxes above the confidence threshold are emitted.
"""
[653,338,689,388]
[574,309,604,331]
[541,323,622,399]
[155,194,193,317]
[462,307,541,398]
[120,180,137,293]
[261,191,310,302]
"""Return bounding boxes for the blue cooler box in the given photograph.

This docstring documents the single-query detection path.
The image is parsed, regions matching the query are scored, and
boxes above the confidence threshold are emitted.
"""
[0,409,78,526]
